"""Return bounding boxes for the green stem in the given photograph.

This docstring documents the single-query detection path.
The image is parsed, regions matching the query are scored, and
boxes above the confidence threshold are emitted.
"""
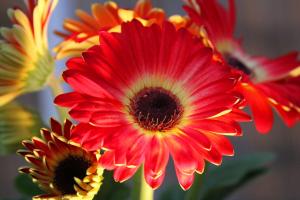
[132,167,154,200]
[140,172,153,200]
[48,74,68,121]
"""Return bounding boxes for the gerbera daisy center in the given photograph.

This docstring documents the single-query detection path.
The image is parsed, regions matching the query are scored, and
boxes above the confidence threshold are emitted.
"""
[129,87,183,131]
[54,155,91,195]
[225,54,252,75]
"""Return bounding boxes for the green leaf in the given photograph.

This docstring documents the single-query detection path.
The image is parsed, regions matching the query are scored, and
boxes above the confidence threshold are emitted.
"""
[0,102,43,155]
[159,184,185,200]
[131,167,142,200]
[14,174,43,197]
[185,152,275,200]
[94,171,130,200]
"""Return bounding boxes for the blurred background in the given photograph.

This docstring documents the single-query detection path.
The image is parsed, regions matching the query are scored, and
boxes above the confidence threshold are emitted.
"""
[0,0,299,199]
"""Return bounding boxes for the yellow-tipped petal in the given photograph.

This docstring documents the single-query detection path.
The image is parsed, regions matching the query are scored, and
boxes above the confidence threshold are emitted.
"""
[118,9,134,22]
[290,66,300,77]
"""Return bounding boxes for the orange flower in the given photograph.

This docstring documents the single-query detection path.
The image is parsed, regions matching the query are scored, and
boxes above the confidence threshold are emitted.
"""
[54,0,191,59]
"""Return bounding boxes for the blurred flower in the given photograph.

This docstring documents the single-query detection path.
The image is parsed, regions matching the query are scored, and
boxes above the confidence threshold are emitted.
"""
[0,102,42,155]
[18,119,103,199]
[55,20,248,190]
[0,0,57,106]
[54,0,191,59]
[184,0,300,133]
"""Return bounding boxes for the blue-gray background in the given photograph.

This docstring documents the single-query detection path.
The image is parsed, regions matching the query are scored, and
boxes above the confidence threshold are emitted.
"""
[0,0,299,199]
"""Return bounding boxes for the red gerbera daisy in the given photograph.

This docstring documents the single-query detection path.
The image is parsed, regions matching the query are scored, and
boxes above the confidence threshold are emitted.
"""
[184,0,300,133]
[55,20,248,190]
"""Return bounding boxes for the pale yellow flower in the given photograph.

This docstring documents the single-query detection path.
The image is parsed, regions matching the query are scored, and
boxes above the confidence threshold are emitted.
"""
[0,0,58,106]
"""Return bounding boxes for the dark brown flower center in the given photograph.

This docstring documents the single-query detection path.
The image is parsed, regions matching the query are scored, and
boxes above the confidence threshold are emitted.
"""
[129,87,183,131]
[54,155,91,195]
[225,54,252,75]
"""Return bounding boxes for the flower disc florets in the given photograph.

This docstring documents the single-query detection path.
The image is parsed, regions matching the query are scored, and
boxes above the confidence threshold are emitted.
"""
[129,87,183,131]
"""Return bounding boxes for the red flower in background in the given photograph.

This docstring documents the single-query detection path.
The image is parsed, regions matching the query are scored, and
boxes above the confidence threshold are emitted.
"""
[184,0,300,133]
[55,20,249,190]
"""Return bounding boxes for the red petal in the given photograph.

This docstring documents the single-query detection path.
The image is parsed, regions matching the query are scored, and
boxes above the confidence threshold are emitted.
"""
[238,83,273,134]
[144,136,169,188]
[98,29,142,86]
[126,136,150,167]
[184,0,236,43]
[63,119,73,139]
[144,169,166,190]
[228,0,236,31]
[22,141,35,151]
[102,126,142,166]
[191,75,237,98]
[175,167,194,191]
[25,155,42,168]
[66,57,85,70]
[90,111,127,127]
[174,46,211,83]
[188,107,232,120]
[204,132,234,156]
[219,109,252,122]
[164,135,197,175]
[71,123,108,151]
[102,125,139,149]
[196,159,205,174]
[254,52,300,81]
[50,118,62,135]
[99,151,116,170]
[192,93,241,111]
[114,149,127,167]
[31,138,48,153]
[113,166,138,183]
[69,109,92,123]
[54,92,85,107]
[63,70,114,99]
[189,119,240,136]
[180,127,211,150]
[273,104,299,127]
[257,78,300,127]
[202,145,223,165]
[40,129,52,143]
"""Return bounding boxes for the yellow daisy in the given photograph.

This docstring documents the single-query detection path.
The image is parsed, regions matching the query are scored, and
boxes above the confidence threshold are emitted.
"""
[0,0,58,106]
